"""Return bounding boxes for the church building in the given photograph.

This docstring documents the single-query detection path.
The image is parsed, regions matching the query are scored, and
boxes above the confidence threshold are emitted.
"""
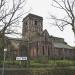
[6,13,75,60]
[20,13,75,59]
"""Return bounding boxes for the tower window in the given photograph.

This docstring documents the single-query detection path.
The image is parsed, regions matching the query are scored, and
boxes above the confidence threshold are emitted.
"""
[25,22,27,25]
[35,21,37,25]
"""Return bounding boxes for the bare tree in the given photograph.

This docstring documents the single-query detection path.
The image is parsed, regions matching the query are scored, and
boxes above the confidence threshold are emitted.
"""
[0,0,28,34]
[50,0,75,36]
[0,0,28,60]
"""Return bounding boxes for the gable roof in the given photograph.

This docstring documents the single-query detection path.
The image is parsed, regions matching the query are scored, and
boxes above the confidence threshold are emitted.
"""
[42,29,49,37]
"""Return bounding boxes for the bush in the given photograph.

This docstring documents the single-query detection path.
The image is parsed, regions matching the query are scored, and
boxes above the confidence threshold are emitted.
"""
[32,56,48,64]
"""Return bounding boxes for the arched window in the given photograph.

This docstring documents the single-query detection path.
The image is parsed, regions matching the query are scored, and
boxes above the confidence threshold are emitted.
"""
[35,21,37,25]
[48,46,50,56]
[42,46,44,55]
[25,22,27,25]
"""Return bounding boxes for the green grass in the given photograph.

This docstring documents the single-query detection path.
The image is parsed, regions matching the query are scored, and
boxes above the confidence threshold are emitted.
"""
[1,59,75,68]
[0,60,22,65]
[30,59,75,67]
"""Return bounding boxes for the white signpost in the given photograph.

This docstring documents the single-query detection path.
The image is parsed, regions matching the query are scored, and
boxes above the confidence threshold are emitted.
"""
[16,57,27,60]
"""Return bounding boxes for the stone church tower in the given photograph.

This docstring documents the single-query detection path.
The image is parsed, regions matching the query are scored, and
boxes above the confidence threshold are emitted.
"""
[22,14,43,41]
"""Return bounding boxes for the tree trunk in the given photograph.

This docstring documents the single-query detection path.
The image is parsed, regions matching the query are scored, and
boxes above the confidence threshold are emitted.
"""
[0,32,5,61]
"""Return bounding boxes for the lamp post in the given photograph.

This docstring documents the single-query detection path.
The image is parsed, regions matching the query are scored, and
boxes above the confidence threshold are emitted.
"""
[2,48,7,75]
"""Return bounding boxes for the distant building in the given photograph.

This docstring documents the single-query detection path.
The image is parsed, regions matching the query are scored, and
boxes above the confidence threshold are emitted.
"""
[6,14,75,60]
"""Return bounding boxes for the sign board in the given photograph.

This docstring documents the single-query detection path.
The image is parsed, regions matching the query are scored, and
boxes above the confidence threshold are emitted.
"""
[16,57,27,60]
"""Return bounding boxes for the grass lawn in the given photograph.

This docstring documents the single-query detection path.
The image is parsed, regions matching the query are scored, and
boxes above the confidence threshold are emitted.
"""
[0,59,75,68]
[30,59,75,67]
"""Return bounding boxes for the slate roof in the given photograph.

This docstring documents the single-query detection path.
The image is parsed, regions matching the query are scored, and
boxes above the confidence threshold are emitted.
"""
[49,36,73,49]
[53,42,73,49]
[50,36,65,43]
